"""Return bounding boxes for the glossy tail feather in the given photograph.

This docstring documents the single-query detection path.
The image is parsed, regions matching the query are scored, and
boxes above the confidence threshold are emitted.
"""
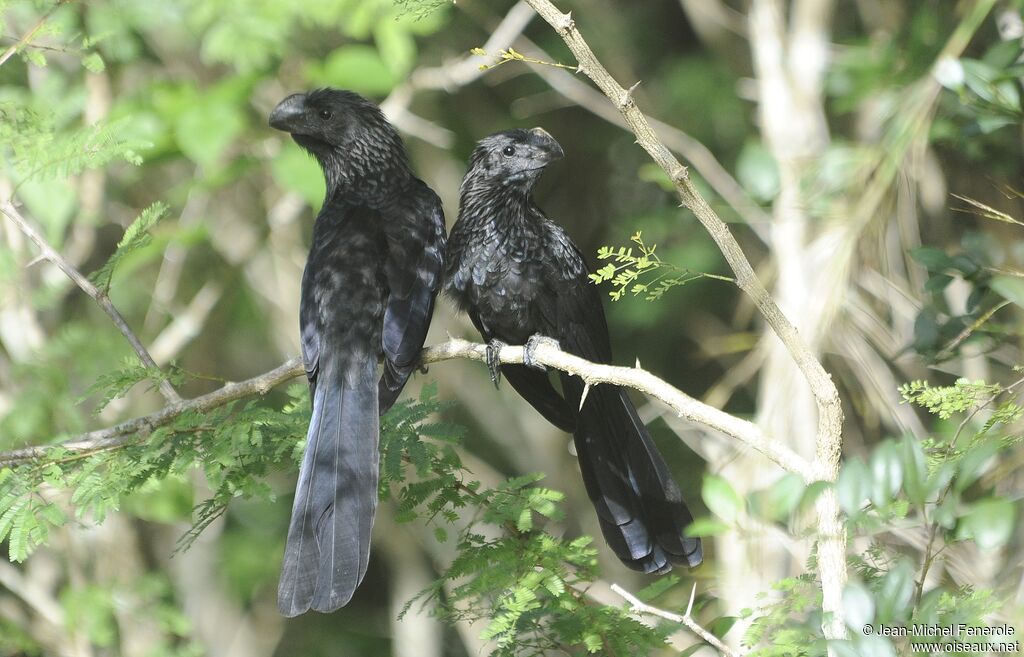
[278,357,379,616]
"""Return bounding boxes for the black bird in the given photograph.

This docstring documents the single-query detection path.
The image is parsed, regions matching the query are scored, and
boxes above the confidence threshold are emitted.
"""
[445,128,702,574]
[268,89,446,615]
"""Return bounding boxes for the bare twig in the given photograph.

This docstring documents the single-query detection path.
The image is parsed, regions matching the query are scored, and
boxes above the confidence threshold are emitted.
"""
[610,582,741,657]
[0,339,809,479]
[518,0,846,639]
[0,199,182,404]
[515,37,773,243]
[0,0,70,68]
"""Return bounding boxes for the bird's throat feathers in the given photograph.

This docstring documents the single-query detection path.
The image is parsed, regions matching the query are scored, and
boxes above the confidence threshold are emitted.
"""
[458,176,539,228]
[311,129,413,206]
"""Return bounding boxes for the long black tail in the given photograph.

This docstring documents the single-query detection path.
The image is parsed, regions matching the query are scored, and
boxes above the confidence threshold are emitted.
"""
[278,357,379,616]
[564,378,702,573]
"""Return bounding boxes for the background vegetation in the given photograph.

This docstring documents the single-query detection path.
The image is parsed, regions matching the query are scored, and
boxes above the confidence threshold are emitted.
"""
[0,0,1022,655]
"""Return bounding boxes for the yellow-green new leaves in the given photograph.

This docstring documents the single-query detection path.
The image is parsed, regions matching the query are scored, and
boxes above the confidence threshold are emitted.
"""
[590,231,731,301]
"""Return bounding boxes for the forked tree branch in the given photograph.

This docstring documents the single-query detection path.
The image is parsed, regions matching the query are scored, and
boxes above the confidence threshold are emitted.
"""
[0,199,182,404]
[516,0,847,642]
[611,582,741,657]
[0,339,810,478]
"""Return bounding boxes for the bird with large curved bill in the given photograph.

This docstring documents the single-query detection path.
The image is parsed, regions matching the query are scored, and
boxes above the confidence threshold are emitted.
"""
[444,127,702,574]
[268,88,446,616]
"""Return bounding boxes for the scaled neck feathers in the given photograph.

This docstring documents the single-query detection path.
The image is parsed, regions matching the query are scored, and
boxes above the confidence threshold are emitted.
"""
[458,175,539,226]
[318,129,413,207]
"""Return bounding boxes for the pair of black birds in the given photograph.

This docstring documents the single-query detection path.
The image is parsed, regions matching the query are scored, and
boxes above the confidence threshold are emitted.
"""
[268,88,702,617]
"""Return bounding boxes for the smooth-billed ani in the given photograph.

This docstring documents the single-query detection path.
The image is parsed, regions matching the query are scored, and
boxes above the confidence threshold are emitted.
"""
[268,89,446,616]
[445,128,702,574]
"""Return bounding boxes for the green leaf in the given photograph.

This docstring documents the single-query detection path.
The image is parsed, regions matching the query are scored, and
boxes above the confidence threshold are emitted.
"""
[582,634,603,652]
[954,440,1000,493]
[702,475,742,523]
[710,615,739,638]
[958,498,1015,549]
[842,581,875,630]
[635,575,678,602]
[685,517,730,537]
[175,99,246,167]
[868,441,902,507]
[989,275,1024,308]
[875,560,914,623]
[308,46,397,96]
[898,436,927,505]
[375,20,417,77]
[270,142,325,209]
[82,52,105,73]
[796,480,831,515]
[750,473,804,521]
[836,458,871,515]
[910,246,952,272]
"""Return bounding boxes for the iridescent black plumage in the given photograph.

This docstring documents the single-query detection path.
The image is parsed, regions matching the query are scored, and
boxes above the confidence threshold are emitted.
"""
[446,128,702,573]
[269,89,446,615]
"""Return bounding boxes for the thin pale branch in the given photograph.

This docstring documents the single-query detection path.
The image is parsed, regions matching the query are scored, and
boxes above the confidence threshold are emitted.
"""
[515,36,773,244]
[0,0,70,68]
[0,199,182,404]
[610,582,741,657]
[0,339,810,479]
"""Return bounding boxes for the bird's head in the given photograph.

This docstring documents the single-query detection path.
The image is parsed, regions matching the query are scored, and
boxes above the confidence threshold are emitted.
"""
[464,128,564,191]
[269,88,407,193]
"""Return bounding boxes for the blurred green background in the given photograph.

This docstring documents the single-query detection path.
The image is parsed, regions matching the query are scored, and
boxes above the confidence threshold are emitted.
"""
[1,0,1023,654]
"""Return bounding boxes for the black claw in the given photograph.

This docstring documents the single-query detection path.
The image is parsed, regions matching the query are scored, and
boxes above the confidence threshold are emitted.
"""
[486,339,506,388]
[524,334,559,371]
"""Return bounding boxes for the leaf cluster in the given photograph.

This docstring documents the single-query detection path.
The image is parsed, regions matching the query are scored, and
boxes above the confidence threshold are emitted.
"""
[590,231,731,302]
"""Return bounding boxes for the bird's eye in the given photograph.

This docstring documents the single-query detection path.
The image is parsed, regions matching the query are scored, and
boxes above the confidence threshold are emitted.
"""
[502,145,516,157]
[319,109,333,120]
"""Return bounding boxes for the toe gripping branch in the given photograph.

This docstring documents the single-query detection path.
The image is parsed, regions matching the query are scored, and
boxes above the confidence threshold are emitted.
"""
[486,335,561,387]
[524,334,560,371]
[485,339,507,388]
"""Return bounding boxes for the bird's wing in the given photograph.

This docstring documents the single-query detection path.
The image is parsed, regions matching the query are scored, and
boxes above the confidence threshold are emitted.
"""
[379,181,447,413]
[299,273,321,392]
[537,223,613,364]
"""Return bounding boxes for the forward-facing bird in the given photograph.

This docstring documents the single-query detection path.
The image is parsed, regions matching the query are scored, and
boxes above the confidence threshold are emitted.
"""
[445,128,702,574]
[268,89,446,616]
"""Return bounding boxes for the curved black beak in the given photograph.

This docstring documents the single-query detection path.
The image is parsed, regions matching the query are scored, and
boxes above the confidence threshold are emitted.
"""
[269,93,307,132]
[529,127,564,163]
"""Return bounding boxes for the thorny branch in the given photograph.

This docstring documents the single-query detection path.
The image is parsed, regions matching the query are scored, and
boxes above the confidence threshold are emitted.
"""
[610,583,740,657]
[0,339,810,478]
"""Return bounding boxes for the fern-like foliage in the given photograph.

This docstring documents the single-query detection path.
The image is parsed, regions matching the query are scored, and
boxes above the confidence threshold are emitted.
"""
[383,384,681,656]
[2,375,692,654]
[590,231,732,301]
[89,202,170,292]
[0,103,148,184]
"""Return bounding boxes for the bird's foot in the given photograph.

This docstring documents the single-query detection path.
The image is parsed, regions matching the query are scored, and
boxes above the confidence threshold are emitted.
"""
[524,334,560,371]
[485,339,507,388]
[418,363,429,375]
